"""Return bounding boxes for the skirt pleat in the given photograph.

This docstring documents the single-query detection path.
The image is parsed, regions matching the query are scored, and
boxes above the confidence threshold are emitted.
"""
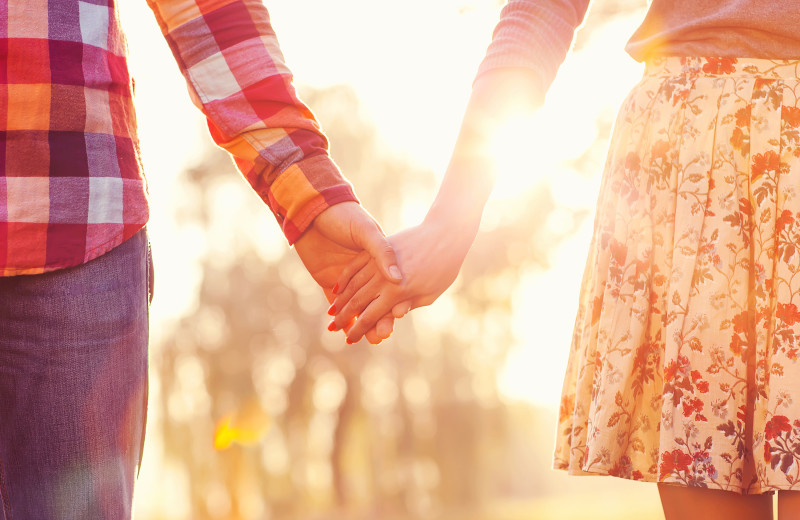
[554,57,800,494]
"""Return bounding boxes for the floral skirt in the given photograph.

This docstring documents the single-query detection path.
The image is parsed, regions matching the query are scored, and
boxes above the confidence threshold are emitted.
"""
[554,57,800,494]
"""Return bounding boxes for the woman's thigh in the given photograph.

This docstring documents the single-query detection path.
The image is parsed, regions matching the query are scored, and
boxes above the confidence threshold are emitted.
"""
[778,490,800,519]
[0,229,150,520]
[659,483,773,520]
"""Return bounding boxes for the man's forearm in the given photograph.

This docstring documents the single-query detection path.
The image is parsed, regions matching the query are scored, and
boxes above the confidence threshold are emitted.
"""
[146,0,358,243]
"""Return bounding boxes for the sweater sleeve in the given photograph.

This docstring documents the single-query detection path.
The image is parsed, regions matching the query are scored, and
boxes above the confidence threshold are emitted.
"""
[146,0,358,244]
[476,0,592,96]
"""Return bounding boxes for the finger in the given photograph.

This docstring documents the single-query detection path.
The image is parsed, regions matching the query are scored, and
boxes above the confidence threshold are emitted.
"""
[375,314,395,339]
[355,223,403,284]
[364,328,382,345]
[328,314,357,335]
[392,300,414,319]
[339,315,356,338]
[333,274,383,331]
[345,294,399,344]
[334,250,370,296]
[354,313,394,345]
[331,263,379,319]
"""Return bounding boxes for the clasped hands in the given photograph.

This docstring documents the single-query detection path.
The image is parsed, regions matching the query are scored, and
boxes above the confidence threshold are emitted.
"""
[294,201,478,345]
[292,70,537,342]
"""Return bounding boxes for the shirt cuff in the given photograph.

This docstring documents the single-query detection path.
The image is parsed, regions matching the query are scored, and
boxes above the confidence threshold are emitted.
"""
[266,154,359,245]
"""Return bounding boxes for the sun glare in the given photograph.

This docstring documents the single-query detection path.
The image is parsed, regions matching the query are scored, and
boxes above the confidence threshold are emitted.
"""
[490,113,541,199]
[115,1,659,517]
[496,12,647,407]
[214,409,271,451]
[121,0,647,416]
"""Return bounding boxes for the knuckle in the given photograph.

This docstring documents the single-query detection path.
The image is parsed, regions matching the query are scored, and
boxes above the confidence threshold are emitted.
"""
[339,288,353,304]
[350,296,365,311]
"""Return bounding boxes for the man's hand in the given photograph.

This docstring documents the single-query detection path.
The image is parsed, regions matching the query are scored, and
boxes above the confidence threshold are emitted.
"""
[293,202,400,344]
[310,201,403,284]
[324,68,540,342]
[329,213,479,343]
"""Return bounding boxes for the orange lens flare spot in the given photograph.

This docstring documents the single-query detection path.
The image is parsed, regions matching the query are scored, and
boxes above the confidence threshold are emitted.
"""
[213,407,271,451]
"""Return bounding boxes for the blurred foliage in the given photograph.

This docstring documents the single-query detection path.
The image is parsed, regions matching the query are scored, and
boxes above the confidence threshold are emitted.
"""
[153,83,586,520]
[149,1,658,519]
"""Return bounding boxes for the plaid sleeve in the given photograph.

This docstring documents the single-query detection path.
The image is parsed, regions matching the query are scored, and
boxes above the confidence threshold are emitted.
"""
[145,0,358,244]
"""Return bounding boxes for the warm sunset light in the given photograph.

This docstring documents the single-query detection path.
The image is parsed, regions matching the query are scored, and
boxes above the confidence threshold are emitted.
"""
[117,1,664,519]
[489,112,540,197]
[214,409,271,451]
[486,12,646,408]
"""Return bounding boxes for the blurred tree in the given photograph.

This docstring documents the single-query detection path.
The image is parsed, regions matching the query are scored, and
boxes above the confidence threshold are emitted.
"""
[151,0,644,511]
[153,82,575,519]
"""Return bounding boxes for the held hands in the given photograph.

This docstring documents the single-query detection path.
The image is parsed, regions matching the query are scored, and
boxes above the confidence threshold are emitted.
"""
[294,201,401,345]
[302,69,535,343]
[327,213,479,343]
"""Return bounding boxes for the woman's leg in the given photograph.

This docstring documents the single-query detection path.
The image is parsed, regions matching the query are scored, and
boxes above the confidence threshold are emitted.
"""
[778,490,800,519]
[659,483,773,520]
[0,230,150,520]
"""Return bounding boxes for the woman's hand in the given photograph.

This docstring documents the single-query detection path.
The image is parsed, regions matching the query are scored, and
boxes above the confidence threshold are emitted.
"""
[293,202,400,345]
[329,213,480,343]
[326,67,541,342]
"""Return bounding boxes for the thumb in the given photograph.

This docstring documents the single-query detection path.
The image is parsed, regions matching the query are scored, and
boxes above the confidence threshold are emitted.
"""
[354,221,403,284]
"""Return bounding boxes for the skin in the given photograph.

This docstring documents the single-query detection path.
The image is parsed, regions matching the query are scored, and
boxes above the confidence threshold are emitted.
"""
[326,68,800,517]
[294,201,400,345]
[658,483,772,520]
[328,67,542,340]
[780,490,800,519]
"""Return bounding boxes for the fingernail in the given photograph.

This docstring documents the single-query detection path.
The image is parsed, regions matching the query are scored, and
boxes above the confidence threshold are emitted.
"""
[327,321,337,331]
[389,265,402,280]
[333,283,339,294]
[327,304,336,316]
[346,338,355,345]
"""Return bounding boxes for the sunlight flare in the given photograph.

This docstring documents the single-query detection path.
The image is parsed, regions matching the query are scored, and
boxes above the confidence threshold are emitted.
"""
[213,405,271,451]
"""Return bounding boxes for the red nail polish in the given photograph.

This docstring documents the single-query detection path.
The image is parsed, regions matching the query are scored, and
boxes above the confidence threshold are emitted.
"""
[327,322,336,331]
[346,338,354,345]
[333,283,339,294]
[327,304,336,316]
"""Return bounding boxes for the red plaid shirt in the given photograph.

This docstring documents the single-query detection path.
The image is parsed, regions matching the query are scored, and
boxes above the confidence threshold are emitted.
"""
[0,0,357,276]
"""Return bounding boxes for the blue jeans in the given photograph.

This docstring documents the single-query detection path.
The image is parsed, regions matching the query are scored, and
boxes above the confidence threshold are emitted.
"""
[0,229,150,519]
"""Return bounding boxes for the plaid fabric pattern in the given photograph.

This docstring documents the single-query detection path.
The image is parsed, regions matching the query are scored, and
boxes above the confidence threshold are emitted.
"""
[0,0,147,275]
[0,0,356,276]
[147,0,358,241]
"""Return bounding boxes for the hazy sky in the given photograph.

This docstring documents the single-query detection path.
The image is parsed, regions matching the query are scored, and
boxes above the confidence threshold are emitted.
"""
[119,1,646,408]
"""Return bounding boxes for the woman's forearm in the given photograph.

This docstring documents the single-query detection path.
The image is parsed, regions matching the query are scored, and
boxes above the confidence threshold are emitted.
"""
[331,69,545,341]
[425,67,543,228]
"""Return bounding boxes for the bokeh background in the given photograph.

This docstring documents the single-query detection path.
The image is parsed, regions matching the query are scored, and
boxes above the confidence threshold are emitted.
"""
[118,0,667,518]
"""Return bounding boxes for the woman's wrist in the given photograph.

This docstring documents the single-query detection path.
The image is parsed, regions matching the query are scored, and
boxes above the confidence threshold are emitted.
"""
[423,197,482,251]
[425,154,492,227]
[425,195,484,229]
